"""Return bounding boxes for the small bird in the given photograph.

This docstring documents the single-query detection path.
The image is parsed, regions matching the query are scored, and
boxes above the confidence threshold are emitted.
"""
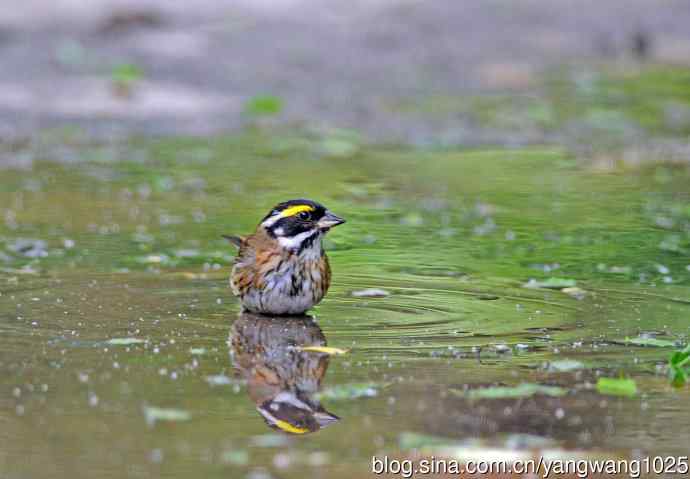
[225,199,345,315]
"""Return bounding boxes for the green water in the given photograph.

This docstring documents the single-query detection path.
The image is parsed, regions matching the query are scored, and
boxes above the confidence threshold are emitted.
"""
[1,130,689,478]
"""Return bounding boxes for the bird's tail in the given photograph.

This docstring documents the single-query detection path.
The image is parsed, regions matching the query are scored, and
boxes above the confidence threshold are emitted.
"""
[222,235,243,248]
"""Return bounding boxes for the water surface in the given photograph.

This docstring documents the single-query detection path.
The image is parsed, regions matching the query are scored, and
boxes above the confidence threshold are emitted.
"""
[1,133,689,478]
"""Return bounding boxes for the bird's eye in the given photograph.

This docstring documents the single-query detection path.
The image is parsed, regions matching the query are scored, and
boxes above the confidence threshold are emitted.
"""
[297,211,311,221]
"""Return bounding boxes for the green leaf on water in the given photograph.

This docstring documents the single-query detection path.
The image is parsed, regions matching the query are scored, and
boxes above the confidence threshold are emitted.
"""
[244,95,283,116]
[316,382,388,401]
[523,277,577,290]
[669,365,688,388]
[668,344,690,388]
[451,383,568,400]
[111,63,144,86]
[596,377,637,397]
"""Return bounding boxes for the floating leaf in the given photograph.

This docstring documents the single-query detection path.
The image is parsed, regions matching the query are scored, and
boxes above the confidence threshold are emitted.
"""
[143,406,191,426]
[668,344,690,388]
[106,338,147,345]
[523,278,577,290]
[296,346,350,355]
[190,347,207,355]
[111,64,144,96]
[669,365,688,388]
[452,383,567,400]
[112,64,143,85]
[316,382,387,401]
[244,95,283,116]
[596,377,637,397]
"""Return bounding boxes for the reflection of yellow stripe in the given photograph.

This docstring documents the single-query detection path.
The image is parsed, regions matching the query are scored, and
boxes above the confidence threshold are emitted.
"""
[273,419,309,434]
[280,205,315,218]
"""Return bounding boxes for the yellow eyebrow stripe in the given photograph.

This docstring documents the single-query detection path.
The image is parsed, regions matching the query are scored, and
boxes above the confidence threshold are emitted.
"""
[279,205,315,218]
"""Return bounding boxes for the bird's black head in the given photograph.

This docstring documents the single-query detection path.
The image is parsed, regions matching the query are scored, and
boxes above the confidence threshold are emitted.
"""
[260,199,345,250]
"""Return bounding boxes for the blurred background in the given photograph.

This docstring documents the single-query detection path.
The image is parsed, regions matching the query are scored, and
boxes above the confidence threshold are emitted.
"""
[1,0,690,149]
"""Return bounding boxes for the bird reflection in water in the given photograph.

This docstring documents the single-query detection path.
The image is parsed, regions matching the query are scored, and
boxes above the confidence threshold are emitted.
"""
[229,313,339,434]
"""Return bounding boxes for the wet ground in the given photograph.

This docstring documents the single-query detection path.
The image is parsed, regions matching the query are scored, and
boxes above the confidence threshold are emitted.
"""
[1,128,689,477]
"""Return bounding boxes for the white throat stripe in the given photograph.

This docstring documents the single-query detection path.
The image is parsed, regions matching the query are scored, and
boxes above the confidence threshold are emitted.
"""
[277,230,318,250]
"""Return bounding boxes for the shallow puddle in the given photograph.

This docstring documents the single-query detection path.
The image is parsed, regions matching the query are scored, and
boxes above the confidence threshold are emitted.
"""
[1,133,689,477]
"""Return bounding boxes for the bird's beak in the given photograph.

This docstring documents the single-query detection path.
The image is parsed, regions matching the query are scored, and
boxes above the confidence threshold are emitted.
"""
[317,211,345,230]
[314,410,340,429]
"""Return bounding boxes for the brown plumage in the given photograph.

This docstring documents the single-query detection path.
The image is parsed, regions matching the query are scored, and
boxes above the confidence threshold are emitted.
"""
[229,312,339,434]
[226,199,344,315]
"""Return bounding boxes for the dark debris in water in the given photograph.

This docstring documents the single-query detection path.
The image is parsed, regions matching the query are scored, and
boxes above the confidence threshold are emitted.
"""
[6,238,48,258]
